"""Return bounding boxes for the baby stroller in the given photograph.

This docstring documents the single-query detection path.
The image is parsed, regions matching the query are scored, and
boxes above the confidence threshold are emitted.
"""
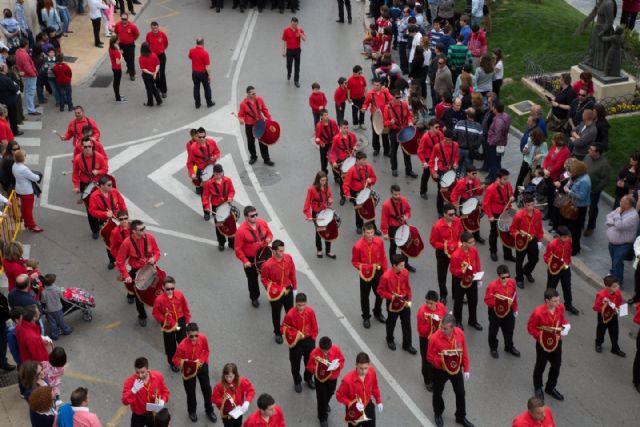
[516,176,548,213]
[60,287,96,321]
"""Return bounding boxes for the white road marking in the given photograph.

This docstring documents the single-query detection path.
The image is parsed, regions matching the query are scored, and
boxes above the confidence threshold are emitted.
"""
[26,154,39,165]
[107,139,163,173]
[16,137,41,147]
[184,103,238,137]
[225,9,257,78]
[22,244,31,259]
[216,153,251,207]
[122,196,159,225]
[148,151,203,216]
[20,121,43,131]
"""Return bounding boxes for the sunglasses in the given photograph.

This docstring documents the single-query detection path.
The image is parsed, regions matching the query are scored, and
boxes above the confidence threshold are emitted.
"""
[164,287,175,291]
[118,217,128,221]
[189,334,199,339]
[137,227,146,232]
[248,213,258,218]
[82,145,92,148]
[445,212,455,216]
[500,275,511,279]
[104,183,113,187]
[197,136,206,139]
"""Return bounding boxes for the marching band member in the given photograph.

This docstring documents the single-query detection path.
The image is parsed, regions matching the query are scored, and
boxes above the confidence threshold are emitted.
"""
[449,165,485,244]
[73,137,109,239]
[418,119,443,200]
[484,265,520,359]
[243,393,285,427]
[543,226,579,314]
[121,357,170,427]
[384,88,417,178]
[152,276,191,371]
[342,151,379,234]
[428,129,459,216]
[303,171,336,259]
[352,222,388,329]
[377,254,417,354]
[336,352,383,427]
[260,240,296,344]
[202,164,236,250]
[237,85,274,166]
[306,336,345,427]
[512,397,556,427]
[527,289,570,402]
[78,125,108,159]
[234,206,273,308]
[110,210,133,302]
[58,105,100,154]
[380,184,415,272]
[185,128,198,150]
[329,120,357,205]
[186,127,220,196]
[314,109,339,179]
[211,362,255,427]
[88,175,128,267]
[510,194,544,289]
[361,78,391,156]
[450,232,483,331]
[172,323,216,423]
[281,292,318,393]
[429,203,464,305]
[417,291,448,391]
[116,220,161,327]
[427,314,474,427]
[482,168,516,263]
[633,303,640,393]
[592,275,626,357]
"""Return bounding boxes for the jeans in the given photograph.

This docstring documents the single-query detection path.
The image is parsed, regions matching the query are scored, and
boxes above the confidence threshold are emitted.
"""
[609,242,633,288]
[47,77,60,106]
[192,71,212,107]
[46,310,72,338]
[77,0,84,13]
[57,84,72,110]
[586,191,601,230]
[457,148,473,176]
[486,145,501,183]
[57,7,71,33]
[285,48,301,83]
[23,77,36,113]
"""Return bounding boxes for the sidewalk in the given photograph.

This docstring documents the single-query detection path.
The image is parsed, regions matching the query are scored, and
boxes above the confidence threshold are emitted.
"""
[565,0,631,28]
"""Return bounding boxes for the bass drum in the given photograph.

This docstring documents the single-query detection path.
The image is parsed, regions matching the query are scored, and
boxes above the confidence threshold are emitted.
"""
[253,119,281,145]
[372,109,384,135]
[460,198,481,232]
[398,126,419,155]
[355,188,379,222]
[395,224,424,258]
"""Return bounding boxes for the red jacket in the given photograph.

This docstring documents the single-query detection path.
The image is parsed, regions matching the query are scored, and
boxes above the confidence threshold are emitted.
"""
[188,46,210,72]
[527,304,568,341]
[145,31,169,55]
[303,185,332,218]
[428,140,459,176]
[0,117,13,142]
[362,87,392,113]
[329,132,357,164]
[238,96,271,126]
[186,138,220,174]
[211,377,255,410]
[450,177,482,206]
[429,217,464,253]
[543,238,572,267]
[52,63,72,85]
[71,152,109,189]
[114,22,140,45]
[63,117,100,145]
[334,85,348,105]
[281,306,318,340]
[73,138,106,159]
[383,100,412,130]
[315,119,339,147]
[260,254,297,290]
[351,237,388,272]
[116,233,161,278]
[543,146,571,181]
[152,290,191,325]
[336,368,382,407]
[234,219,273,264]
[635,303,640,325]
[512,407,556,427]
[172,334,210,366]
[2,259,27,292]
[417,302,448,338]
[342,163,376,195]
[202,176,235,210]
[244,406,285,427]
[377,268,412,301]
[380,196,411,234]
[121,371,169,415]
[435,102,451,122]
[110,225,130,259]
[16,321,48,362]
[346,74,367,100]
[484,278,519,313]
[418,130,443,164]
[482,181,513,217]
[509,208,544,242]
[309,91,328,112]
[427,328,470,373]
[449,246,481,279]
[88,189,128,221]
[306,344,345,381]
[592,288,623,313]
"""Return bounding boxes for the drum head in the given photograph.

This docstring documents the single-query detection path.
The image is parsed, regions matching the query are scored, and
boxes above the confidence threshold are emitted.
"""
[398,126,417,144]
[461,198,478,215]
[316,209,334,227]
[372,110,384,135]
[440,170,456,188]
[215,202,232,222]
[497,208,516,232]
[201,164,214,182]
[341,157,356,174]
[82,182,95,200]
[355,188,371,205]
[253,120,266,139]
[135,264,156,291]
[394,224,410,246]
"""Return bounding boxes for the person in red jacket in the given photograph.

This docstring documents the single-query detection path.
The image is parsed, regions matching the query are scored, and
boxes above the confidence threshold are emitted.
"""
[361,79,391,156]
[114,13,140,80]
[234,206,273,308]
[336,352,383,426]
[352,222,388,328]
[261,240,297,344]
[384,88,417,177]
[152,276,191,371]
[429,203,464,304]
[543,135,572,219]
[71,138,108,193]
[186,127,220,197]
[334,77,348,124]
[543,226,579,314]
[306,336,345,426]
[329,121,357,204]
[429,129,460,215]
[427,314,473,427]
[314,110,339,179]
[16,307,48,363]
[109,211,132,302]
[303,171,335,258]
[52,55,73,112]
[510,194,544,289]
[58,105,100,151]
[346,65,367,128]
[593,275,626,356]
[449,231,483,331]
[116,220,161,326]
[121,357,170,426]
[172,323,216,423]
[139,42,162,107]
[377,254,417,354]
[237,85,273,165]
[512,397,556,427]
[450,165,485,243]
[418,119,443,199]
[281,17,306,87]
[88,175,128,267]
[633,302,640,393]
[211,362,255,426]
[281,293,318,392]
[482,168,516,263]
[145,22,169,97]
[188,37,215,109]
[484,264,521,359]
[309,82,327,126]
[342,151,379,233]
[380,184,415,272]
[527,288,570,402]
[243,393,285,427]
[202,164,236,249]
[417,291,448,391]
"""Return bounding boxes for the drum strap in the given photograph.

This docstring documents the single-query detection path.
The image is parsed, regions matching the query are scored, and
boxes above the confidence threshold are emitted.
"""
[248,224,265,244]
[496,184,511,207]
[80,152,96,178]
[339,135,352,158]
[389,102,404,126]
[246,98,261,121]
[355,165,369,185]
[438,142,455,169]
[120,227,128,240]
[321,122,335,144]
[99,192,116,212]
[199,142,211,162]
[212,180,227,201]
[132,236,149,259]
[391,199,404,222]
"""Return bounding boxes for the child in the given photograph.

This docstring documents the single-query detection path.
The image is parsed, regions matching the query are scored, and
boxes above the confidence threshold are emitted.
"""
[334,77,347,125]
[593,275,626,357]
[53,55,73,112]
[102,0,115,37]
[428,19,444,52]
[362,24,377,59]
[43,346,66,400]
[44,48,58,107]
[308,82,327,127]
[25,258,43,302]
[41,274,73,340]
[458,14,472,45]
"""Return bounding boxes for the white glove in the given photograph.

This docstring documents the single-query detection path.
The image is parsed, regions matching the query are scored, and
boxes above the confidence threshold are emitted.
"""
[42,336,53,343]
[608,301,616,310]
[477,280,483,288]
[131,379,144,394]
[537,241,543,251]
[432,314,440,322]
[156,399,165,407]
[241,401,250,413]
[356,401,365,412]
[560,323,571,337]
[376,403,384,413]
[463,372,470,382]
[514,311,519,318]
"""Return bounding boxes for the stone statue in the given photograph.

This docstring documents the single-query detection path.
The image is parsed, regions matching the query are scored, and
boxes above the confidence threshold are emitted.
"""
[577,0,617,76]
[601,27,625,77]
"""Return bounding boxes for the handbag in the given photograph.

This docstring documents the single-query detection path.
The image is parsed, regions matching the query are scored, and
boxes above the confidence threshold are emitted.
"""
[31,170,43,198]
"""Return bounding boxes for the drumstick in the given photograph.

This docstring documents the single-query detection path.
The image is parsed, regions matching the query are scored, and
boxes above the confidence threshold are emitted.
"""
[464,186,483,193]
[53,130,64,141]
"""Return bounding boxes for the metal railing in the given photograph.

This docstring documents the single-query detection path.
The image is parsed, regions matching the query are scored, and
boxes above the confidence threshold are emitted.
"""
[0,191,23,274]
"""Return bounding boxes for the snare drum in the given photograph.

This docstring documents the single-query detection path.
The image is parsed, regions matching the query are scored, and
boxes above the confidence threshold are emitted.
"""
[255,246,273,272]
[355,188,379,222]
[497,208,516,248]
[398,126,419,156]
[215,202,239,237]
[134,264,166,306]
[340,157,356,175]
[316,209,340,241]
[200,164,214,182]
[395,224,425,258]
[253,119,281,145]
[460,198,481,232]
[372,109,384,135]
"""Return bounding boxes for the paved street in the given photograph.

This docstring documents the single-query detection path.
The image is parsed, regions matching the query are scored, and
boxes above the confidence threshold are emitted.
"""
[3,1,638,426]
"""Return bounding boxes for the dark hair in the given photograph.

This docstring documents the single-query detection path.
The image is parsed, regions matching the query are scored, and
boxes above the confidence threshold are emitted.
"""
[319,336,332,350]
[560,73,572,85]
[98,175,111,186]
[130,219,144,232]
[603,275,619,287]
[221,363,240,388]
[22,306,37,322]
[313,171,328,192]
[494,100,505,113]
[246,85,255,94]
[163,276,175,287]
[150,21,159,27]
[243,205,257,217]
[340,120,349,127]
[390,253,406,266]
[390,184,401,193]
[10,307,24,321]
[186,322,199,332]
[42,273,56,287]
[426,290,439,301]
[522,194,535,205]
[527,396,545,411]
[530,128,545,146]
[443,202,455,213]
[363,222,375,232]
[543,288,559,300]
[291,16,298,22]
[556,225,571,236]
[497,168,510,178]
[312,82,320,90]
[257,393,275,410]
[497,264,510,275]
[271,239,285,251]
[140,42,151,57]
[353,65,362,73]
[355,352,370,364]
[466,165,477,173]
[213,164,223,173]
[443,129,454,139]
[355,151,367,160]
[49,347,67,367]
[70,387,89,407]
[338,77,346,85]
[134,357,149,370]
[295,292,307,303]
[461,231,474,242]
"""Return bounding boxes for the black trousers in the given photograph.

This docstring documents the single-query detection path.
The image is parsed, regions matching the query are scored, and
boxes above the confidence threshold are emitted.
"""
[386,303,412,347]
[356,402,376,427]
[388,130,413,173]
[351,97,365,125]
[319,143,335,176]
[336,102,345,124]
[398,40,408,73]
[244,124,270,160]
[121,44,136,77]
[315,378,337,422]
[270,289,293,335]
[285,48,301,83]
[243,257,261,301]
[350,190,364,230]
[419,336,434,384]
[452,278,478,325]
[546,269,572,307]
[192,71,212,107]
[222,417,243,427]
[432,369,466,419]
[130,413,154,427]
[337,0,352,20]
[488,309,515,350]
[633,328,640,384]
[117,0,135,13]
[360,271,383,319]
[435,173,446,216]
[184,363,214,414]
[595,313,620,350]
[312,211,332,253]
[533,341,562,390]
[289,337,314,384]
[634,267,640,303]
[515,239,539,282]
[420,164,430,195]
[435,249,450,299]
[489,217,513,258]
[112,69,122,101]
[6,102,18,133]
[371,118,389,155]
[162,317,187,366]
[156,53,167,94]
[80,182,101,233]
[387,226,411,267]
[142,74,162,106]
[211,204,235,247]
[91,17,101,46]
[559,206,587,255]
[129,268,147,319]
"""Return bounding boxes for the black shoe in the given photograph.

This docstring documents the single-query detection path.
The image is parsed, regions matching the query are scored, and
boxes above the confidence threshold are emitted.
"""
[326,252,337,259]
[634,382,640,394]
[435,415,444,427]
[490,349,499,359]
[440,297,447,305]
[251,299,259,308]
[517,281,525,289]
[249,156,258,165]
[15,130,24,136]
[490,252,498,262]
[426,382,433,392]
[420,193,429,200]
[526,273,535,283]
[275,334,283,344]
[534,388,544,400]
[170,364,180,373]
[340,196,346,206]
[92,232,99,240]
[406,171,418,178]
[363,318,371,329]
[545,388,564,401]
[161,93,167,99]
[204,212,210,221]
[374,313,386,323]
[306,379,316,389]
[336,19,344,23]
[195,104,201,109]
[469,322,483,331]
[595,344,603,353]
[373,150,379,156]
[403,345,418,355]
[566,305,579,315]
[392,170,398,177]
[216,8,220,12]
[95,43,103,48]
[407,265,416,273]
[138,318,147,327]
[207,102,216,108]
[476,236,486,245]
[387,341,397,351]
[108,261,115,270]
[189,413,197,422]
[195,186,203,195]
[456,417,474,427]
[504,254,517,262]
[612,348,627,357]
[294,383,302,393]
[294,81,300,88]
[206,411,217,422]
[348,18,352,24]
[0,364,16,372]
[264,160,275,166]
[327,405,331,413]
[127,294,135,304]
[505,347,521,357]
[218,244,225,252]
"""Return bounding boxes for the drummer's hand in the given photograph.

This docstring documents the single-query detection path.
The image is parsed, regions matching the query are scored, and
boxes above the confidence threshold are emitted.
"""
[180,359,185,368]
[366,178,371,185]
[282,51,286,57]
[383,234,389,240]
[508,196,515,202]
[191,174,197,179]
[432,174,437,180]
[227,197,234,202]
[72,187,80,193]
[265,237,272,244]
[147,258,156,264]
[243,262,251,268]
[332,163,338,169]
[106,210,113,218]
[422,162,428,168]
[306,217,313,221]
[328,198,333,204]
[124,276,133,284]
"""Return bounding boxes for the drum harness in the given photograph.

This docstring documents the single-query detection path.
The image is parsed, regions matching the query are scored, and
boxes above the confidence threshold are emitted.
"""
[80,151,96,180]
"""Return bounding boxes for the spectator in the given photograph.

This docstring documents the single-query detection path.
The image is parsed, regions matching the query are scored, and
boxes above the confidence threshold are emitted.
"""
[427,0,439,25]
[615,152,640,208]
[28,385,56,427]
[479,92,496,171]
[138,42,162,107]
[43,47,57,107]
[471,0,484,27]
[19,360,47,400]
[14,37,38,116]
[0,63,20,135]
[515,127,548,197]
[441,97,464,133]
[593,103,610,150]
[474,54,494,96]
[570,109,596,160]
[409,46,429,96]
[458,14,472,44]
[8,273,36,308]
[68,387,103,427]
[88,0,108,48]
[492,48,504,97]
[12,149,43,232]
[43,346,66,399]
[408,24,422,64]
[114,12,139,80]
[1,242,28,293]
[440,24,455,55]
[434,56,452,99]
[0,102,13,145]
[41,274,73,339]
[1,9,21,52]
[16,305,50,364]
[427,19,443,52]
[6,307,24,367]
[467,24,487,66]
[0,291,16,371]
[396,7,410,74]
[56,0,71,35]
[0,139,21,192]
[447,34,472,83]
[427,43,444,112]
[584,143,610,236]
[542,133,572,221]
[486,99,510,183]
[572,70,594,97]
[547,73,576,132]
[453,107,483,175]
[529,104,548,138]
[568,88,595,131]
[437,0,455,25]
[622,0,640,30]
[102,0,115,37]
[606,195,640,288]
[116,0,136,16]
[40,1,61,37]
[52,54,72,111]
[560,159,591,255]
[14,0,33,48]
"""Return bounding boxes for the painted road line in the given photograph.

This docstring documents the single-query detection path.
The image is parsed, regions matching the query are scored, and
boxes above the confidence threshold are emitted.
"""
[108,139,163,173]
[122,195,159,225]
[148,151,203,216]
[215,153,251,207]
[20,121,43,131]
[15,137,41,147]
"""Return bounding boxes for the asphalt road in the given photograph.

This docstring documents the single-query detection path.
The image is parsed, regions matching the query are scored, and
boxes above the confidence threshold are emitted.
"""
[19,1,638,426]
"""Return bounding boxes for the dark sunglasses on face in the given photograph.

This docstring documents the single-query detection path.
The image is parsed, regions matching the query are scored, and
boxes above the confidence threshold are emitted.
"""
[137,227,146,232]
[189,334,199,339]
[500,275,510,279]
[164,287,175,291]
[249,213,258,218]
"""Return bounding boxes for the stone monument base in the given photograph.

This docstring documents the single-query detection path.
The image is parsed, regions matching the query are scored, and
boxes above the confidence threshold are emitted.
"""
[571,65,636,100]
